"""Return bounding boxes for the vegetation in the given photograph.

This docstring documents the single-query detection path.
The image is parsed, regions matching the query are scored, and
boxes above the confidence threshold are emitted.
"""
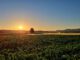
[30,28,35,33]
[0,34,80,60]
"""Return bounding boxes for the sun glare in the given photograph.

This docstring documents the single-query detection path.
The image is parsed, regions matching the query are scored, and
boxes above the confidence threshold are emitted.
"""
[18,25,24,30]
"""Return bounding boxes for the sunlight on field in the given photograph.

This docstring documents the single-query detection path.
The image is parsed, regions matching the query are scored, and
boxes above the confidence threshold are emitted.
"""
[28,33,80,35]
[43,33,80,35]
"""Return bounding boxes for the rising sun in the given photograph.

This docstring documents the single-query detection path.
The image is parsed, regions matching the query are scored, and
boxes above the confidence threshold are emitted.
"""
[18,25,24,30]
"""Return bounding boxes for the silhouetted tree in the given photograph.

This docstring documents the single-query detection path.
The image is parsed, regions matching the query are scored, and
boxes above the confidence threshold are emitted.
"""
[30,28,34,33]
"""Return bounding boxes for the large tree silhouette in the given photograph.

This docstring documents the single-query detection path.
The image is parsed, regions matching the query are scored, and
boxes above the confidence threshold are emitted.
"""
[30,28,34,33]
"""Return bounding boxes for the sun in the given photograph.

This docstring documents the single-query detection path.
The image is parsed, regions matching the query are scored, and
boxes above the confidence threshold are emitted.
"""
[18,25,24,30]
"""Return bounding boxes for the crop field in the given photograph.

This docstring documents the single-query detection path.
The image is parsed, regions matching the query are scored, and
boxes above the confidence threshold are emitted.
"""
[0,34,80,60]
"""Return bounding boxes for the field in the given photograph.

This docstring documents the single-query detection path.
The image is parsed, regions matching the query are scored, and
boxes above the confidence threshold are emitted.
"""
[0,34,80,60]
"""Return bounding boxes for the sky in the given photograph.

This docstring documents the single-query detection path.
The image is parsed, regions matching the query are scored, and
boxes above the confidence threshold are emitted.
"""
[0,0,80,30]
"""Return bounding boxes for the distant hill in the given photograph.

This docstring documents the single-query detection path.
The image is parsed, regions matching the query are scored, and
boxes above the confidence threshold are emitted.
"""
[35,28,80,33]
[56,29,80,33]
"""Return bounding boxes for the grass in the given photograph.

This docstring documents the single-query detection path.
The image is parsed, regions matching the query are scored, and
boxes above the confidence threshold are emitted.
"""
[0,34,80,60]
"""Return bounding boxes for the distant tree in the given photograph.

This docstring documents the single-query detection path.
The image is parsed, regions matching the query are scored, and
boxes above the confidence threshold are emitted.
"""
[30,28,35,33]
